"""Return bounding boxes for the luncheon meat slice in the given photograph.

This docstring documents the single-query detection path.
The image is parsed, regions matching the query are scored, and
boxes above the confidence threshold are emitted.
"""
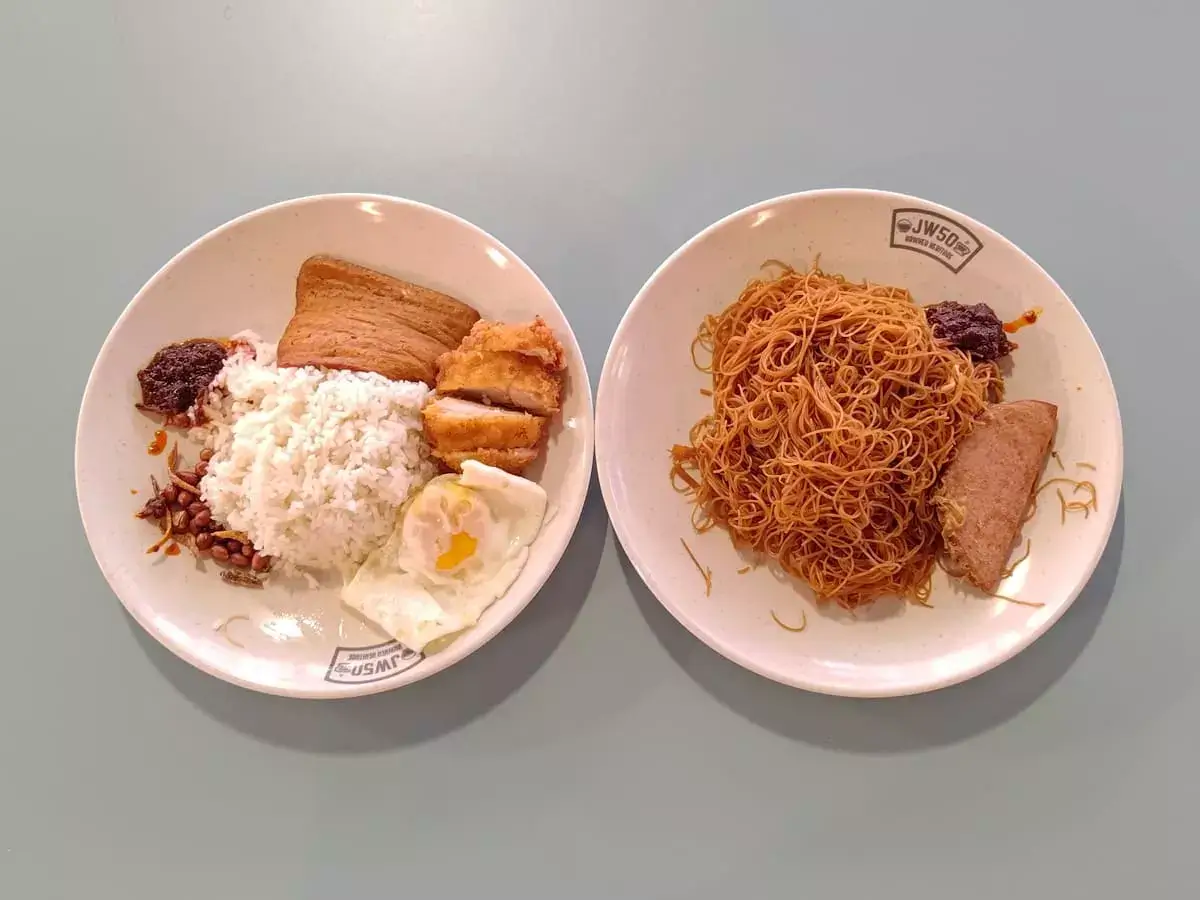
[277,256,480,385]
[935,400,1058,592]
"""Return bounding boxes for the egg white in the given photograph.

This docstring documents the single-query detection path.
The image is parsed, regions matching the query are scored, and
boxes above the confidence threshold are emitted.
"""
[341,461,548,653]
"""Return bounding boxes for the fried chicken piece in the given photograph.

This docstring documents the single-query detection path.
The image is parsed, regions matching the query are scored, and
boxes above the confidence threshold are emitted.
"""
[434,448,540,475]
[455,316,566,369]
[436,348,562,416]
[936,400,1059,592]
[422,397,546,452]
[277,256,480,384]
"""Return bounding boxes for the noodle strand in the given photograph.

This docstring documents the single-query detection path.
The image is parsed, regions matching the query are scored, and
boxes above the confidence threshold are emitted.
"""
[671,264,998,608]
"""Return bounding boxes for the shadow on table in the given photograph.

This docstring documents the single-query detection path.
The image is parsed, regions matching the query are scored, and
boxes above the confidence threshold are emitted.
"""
[625,496,1125,753]
[132,472,609,753]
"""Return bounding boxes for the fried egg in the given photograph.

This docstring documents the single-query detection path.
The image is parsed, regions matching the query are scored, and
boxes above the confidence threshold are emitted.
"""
[341,460,548,653]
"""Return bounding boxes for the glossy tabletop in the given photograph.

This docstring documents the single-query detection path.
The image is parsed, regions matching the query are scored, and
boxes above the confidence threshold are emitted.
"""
[3,2,1196,897]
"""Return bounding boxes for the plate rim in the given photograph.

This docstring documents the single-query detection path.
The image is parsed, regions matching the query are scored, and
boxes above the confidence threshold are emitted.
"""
[596,186,1124,698]
[76,192,595,699]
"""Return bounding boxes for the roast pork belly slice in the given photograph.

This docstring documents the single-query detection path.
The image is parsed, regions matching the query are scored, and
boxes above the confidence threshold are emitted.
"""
[277,255,480,385]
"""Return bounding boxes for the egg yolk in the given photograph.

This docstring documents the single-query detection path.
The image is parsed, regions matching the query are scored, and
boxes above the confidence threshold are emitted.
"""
[436,531,478,571]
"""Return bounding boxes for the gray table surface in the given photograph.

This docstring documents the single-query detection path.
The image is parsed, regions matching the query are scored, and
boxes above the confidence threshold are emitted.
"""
[4,1,1196,897]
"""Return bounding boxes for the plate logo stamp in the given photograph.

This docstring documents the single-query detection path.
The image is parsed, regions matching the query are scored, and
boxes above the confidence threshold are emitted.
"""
[889,208,983,273]
[325,639,422,685]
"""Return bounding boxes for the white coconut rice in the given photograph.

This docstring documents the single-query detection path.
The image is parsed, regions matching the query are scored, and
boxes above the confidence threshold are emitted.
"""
[199,333,433,573]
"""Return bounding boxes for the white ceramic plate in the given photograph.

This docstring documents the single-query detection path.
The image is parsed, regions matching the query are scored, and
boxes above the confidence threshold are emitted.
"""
[77,194,594,698]
[597,189,1121,697]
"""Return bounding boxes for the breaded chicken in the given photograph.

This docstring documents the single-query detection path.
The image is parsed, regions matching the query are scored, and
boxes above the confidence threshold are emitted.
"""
[435,318,567,416]
[434,447,540,475]
[456,316,566,369]
[422,397,546,452]
[936,400,1059,592]
[437,349,563,415]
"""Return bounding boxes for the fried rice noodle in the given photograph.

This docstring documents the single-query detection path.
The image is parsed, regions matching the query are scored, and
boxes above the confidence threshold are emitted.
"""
[670,264,1001,608]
